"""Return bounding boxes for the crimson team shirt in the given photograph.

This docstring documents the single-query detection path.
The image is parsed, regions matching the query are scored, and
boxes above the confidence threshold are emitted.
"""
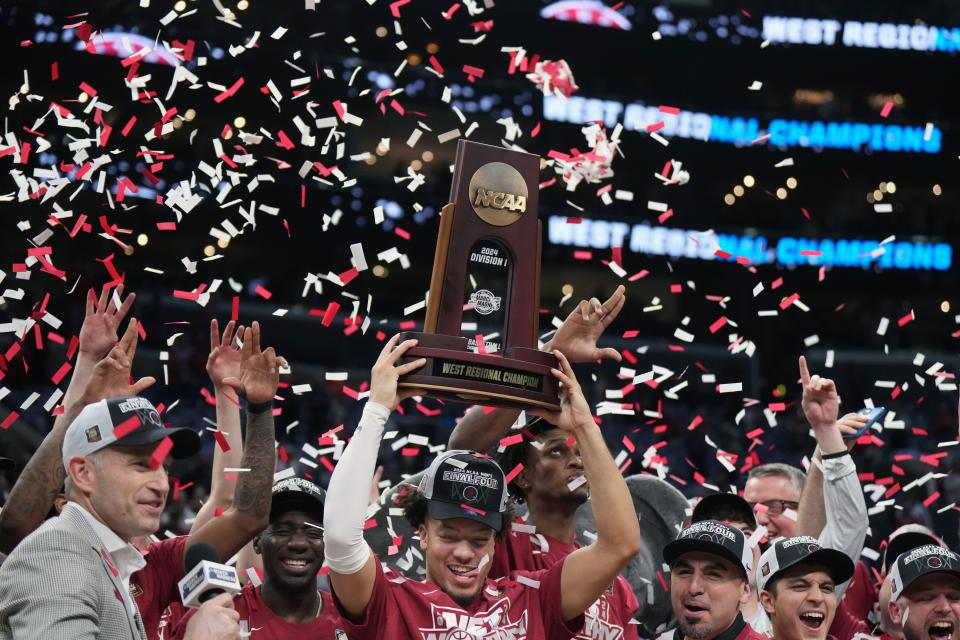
[490,528,640,640]
[838,560,878,621]
[331,554,584,640]
[171,583,344,640]
[828,602,873,640]
[130,536,188,640]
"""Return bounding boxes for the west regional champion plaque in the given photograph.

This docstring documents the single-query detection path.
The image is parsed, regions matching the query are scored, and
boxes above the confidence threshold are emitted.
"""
[396,140,560,410]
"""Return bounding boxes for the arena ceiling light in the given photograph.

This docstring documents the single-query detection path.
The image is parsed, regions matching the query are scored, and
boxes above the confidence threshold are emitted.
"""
[540,1,633,30]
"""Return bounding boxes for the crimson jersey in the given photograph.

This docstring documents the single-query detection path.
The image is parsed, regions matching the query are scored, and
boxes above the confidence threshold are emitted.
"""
[331,554,584,640]
[828,601,873,640]
[490,529,639,640]
[838,561,878,622]
[171,583,343,640]
[130,536,187,640]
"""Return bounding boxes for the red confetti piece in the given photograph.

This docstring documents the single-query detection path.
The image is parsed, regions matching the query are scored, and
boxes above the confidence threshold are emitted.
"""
[1,411,19,430]
[214,77,245,104]
[621,435,635,453]
[880,101,894,118]
[628,270,649,281]
[51,361,72,385]
[573,250,592,260]
[51,62,59,81]
[149,437,174,469]
[462,65,485,81]
[923,491,941,508]
[709,317,727,334]
[389,0,411,17]
[254,285,272,300]
[531,121,541,137]
[897,310,915,327]
[622,330,639,338]
[231,296,239,322]
[687,416,703,431]
[214,431,231,453]
[779,293,800,309]
[656,569,669,592]
[112,415,141,441]
[659,106,680,115]
[460,503,487,516]
[321,302,340,327]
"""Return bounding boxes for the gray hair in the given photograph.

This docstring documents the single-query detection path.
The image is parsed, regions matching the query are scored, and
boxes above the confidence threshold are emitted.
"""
[64,449,106,499]
[746,463,805,498]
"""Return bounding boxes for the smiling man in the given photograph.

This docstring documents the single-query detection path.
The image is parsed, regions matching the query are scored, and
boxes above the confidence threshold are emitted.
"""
[0,394,203,639]
[323,335,641,639]
[486,418,639,640]
[663,520,766,640]
[173,477,344,639]
[756,536,857,640]
[887,545,960,640]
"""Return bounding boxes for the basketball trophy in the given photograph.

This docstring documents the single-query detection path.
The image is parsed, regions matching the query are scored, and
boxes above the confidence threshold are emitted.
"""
[397,140,560,410]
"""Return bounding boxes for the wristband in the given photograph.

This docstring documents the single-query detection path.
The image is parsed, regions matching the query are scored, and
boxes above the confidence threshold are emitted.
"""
[247,399,273,414]
[822,450,851,460]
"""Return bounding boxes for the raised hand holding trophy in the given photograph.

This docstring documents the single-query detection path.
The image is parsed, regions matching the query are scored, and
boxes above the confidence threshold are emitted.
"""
[397,140,560,410]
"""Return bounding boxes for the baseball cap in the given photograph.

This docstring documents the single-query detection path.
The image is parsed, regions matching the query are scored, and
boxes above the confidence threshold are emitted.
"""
[757,536,854,594]
[883,524,942,573]
[663,520,753,578]
[692,492,757,529]
[889,544,960,600]
[271,477,326,522]
[62,396,200,470]
[0,457,13,471]
[418,450,510,532]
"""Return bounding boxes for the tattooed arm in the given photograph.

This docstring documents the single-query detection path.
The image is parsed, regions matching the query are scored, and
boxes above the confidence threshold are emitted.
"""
[187,321,281,561]
[0,289,143,555]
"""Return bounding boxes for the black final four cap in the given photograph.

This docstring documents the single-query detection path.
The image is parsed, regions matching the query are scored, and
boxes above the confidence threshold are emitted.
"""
[418,450,510,532]
[889,544,960,600]
[757,536,854,593]
[663,520,753,578]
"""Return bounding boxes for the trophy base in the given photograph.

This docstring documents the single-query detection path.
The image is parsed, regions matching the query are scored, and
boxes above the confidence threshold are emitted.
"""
[396,332,561,411]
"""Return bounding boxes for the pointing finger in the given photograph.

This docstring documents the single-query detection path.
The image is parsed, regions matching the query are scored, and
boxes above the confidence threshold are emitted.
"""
[798,355,811,387]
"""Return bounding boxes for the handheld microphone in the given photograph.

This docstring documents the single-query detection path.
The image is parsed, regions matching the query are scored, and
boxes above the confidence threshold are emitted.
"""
[177,542,242,608]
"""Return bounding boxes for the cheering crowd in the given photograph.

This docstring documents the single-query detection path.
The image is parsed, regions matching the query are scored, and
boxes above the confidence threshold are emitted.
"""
[0,285,958,640]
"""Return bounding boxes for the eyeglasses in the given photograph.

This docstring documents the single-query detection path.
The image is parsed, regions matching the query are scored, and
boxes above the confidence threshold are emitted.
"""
[748,499,799,515]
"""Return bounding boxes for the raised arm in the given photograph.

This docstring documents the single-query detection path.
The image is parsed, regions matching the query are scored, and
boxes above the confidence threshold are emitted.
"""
[189,320,246,536]
[187,321,281,561]
[448,285,625,453]
[0,292,145,554]
[797,412,866,538]
[795,356,868,597]
[324,335,425,618]
[529,351,641,622]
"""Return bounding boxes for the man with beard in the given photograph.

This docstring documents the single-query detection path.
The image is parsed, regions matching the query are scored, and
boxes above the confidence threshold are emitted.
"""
[323,336,641,639]
[491,418,639,639]
[756,536,862,640]
[664,520,766,640]
[887,545,960,640]
[173,477,343,639]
